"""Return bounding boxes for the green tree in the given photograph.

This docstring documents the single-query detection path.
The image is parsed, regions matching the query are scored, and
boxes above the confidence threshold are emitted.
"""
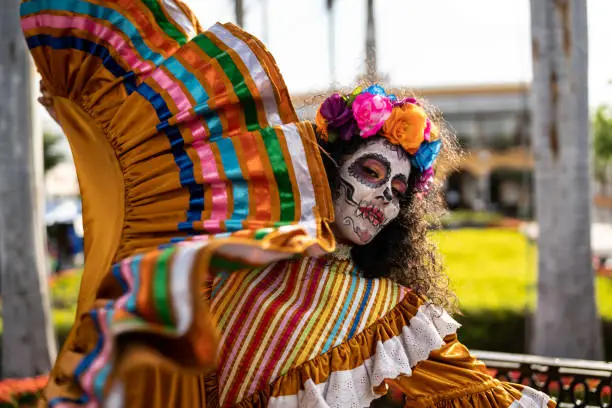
[593,106,612,195]
[43,132,65,173]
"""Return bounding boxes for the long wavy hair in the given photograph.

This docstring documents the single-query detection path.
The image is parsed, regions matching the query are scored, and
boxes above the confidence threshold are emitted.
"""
[314,91,462,312]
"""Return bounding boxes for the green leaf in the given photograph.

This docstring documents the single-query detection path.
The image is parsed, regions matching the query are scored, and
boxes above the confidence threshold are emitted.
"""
[346,86,363,106]
[351,86,363,97]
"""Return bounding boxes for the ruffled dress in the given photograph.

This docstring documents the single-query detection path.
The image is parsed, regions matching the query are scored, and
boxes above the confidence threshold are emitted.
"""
[20,1,556,407]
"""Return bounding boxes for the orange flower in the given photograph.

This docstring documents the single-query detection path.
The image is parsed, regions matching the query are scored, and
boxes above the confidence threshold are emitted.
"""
[314,109,329,142]
[381,103,428,154]
[0,374,48,403]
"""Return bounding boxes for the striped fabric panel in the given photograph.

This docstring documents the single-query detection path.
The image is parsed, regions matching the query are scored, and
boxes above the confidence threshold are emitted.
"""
[140,0,190,44]
[210,257,409,407]
[21,0,202,237]
[135,25,296,235]
[61,233,330,407]
[21,0,185,66]
[21,0,324,244]
[158,0,199,38]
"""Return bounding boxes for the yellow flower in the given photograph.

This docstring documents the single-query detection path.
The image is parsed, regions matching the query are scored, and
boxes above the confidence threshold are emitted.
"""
[381,103,428,154]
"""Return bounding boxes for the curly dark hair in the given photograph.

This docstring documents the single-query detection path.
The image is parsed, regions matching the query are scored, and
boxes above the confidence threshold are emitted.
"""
[314,91,462,313]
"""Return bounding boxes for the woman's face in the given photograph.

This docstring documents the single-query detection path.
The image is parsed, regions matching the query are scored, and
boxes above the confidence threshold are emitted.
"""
[332,138,411,245]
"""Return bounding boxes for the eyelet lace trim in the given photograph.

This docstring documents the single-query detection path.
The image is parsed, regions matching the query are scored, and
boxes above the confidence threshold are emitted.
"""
[510,386,553,408]
[268,303,460,408]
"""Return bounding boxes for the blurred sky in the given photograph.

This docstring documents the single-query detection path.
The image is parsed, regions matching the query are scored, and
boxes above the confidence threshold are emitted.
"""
[182,0,612,106]
[41,0,612,135]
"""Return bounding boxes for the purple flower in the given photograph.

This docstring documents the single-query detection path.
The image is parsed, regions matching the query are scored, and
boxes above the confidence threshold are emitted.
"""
[320,94,353,128]
[337,120,359,141]
[319,94,358,140]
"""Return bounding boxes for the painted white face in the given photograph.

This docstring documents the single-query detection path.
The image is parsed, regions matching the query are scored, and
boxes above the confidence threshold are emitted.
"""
[333,138,411,245]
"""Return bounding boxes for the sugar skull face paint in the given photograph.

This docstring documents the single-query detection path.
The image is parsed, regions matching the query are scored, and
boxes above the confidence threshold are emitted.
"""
[332,138,411,245]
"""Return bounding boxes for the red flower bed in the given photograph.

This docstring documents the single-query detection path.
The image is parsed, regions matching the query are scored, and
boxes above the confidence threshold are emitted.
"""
[0,375,47,407]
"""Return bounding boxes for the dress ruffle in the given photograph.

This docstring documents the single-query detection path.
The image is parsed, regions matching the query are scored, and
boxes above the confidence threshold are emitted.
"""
[405,380,555,408]
[234,292,461,407]
[21,0,334,259]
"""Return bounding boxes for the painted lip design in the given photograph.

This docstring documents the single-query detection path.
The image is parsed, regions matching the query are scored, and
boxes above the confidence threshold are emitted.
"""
[356,204,385,226]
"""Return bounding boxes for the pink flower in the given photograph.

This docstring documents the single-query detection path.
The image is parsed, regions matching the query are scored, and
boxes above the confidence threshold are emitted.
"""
[351,93,393,138]
[424,119,432,142]
[415,167,435,192]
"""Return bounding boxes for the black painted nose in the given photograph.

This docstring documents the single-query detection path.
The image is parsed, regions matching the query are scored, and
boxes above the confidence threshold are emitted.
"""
[382,188,393,202]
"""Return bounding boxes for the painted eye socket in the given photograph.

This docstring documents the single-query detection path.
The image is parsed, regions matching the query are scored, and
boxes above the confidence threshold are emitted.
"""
[360,159,387,182]
[362,165,380,179]
[392,179,408,197]
[347,153,392,188]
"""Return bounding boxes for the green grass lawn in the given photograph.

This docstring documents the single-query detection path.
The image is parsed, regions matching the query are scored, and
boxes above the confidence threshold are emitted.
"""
[433,228,612,319]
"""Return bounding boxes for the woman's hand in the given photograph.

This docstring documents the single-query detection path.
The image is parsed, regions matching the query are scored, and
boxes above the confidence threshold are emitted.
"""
[37,80,58,124]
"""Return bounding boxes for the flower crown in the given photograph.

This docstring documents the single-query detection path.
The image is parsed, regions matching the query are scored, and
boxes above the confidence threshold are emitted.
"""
[315,85,442,192]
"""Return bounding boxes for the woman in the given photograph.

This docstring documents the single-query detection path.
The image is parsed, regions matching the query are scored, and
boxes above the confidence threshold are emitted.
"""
[24,1,554,407]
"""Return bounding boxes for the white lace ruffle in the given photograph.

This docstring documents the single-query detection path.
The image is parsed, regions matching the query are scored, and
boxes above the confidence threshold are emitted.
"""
[267,303,461,408]
[509,387,553,408]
